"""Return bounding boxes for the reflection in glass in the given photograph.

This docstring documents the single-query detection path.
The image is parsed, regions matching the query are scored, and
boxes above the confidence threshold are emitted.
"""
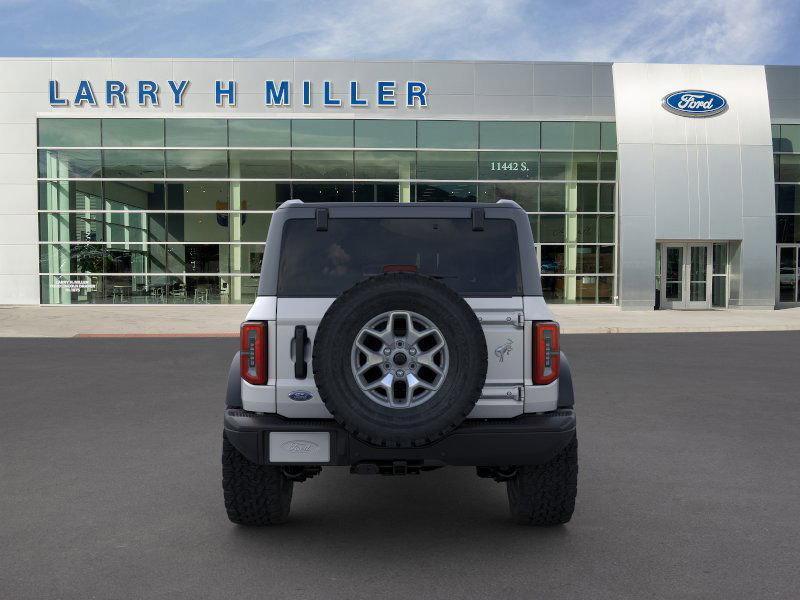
[167,182,229,211]
[355,120,415,148]
[102,150,165,178]
[292,120,353,147]
[103,119,164,147]
[166,150,228,178]
[229,150,290,178]
[479,182,538,211]
[479,122,539,149]
[165,119,227,147]
[292,151,353,179]
[38,149,102,178]
[415,183,477,202]
[354,151,415,179]
[417,121,478,149]
[39,119,101,147]
[39,181,102,211]
[416,151,476,180]
[228,120,290,147]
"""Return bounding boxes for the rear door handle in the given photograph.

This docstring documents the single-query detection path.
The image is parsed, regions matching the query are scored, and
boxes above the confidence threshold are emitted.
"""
[293,326,308,379]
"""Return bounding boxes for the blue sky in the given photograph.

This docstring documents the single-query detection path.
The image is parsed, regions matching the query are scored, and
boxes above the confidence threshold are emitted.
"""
[1,0,798,64]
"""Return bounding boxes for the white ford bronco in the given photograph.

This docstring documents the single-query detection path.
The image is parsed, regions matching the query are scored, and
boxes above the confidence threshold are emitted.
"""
[223,200,577,526]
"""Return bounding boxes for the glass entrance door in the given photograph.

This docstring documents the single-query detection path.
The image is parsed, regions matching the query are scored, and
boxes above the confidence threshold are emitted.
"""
[660,243,712,309]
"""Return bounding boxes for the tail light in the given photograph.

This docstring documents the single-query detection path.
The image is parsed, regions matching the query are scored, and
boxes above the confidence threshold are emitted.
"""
[533,322,560,385]
[240,321,267,385]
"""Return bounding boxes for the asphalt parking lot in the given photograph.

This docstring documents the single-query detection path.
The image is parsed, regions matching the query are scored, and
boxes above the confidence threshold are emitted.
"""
[1,332,799,599]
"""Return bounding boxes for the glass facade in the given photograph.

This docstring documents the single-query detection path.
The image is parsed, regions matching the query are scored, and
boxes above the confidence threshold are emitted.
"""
[773,124,800,304]
[37,118,617,304]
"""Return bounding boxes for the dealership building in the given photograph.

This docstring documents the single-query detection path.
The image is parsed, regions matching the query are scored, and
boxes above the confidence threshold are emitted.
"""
[0,58,799,309]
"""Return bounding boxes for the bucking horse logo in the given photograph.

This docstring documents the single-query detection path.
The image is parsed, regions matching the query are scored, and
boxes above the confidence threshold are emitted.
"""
[494,338,514,362]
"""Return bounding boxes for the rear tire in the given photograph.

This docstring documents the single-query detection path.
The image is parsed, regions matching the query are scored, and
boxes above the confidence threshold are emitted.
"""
[507,435,577,526]
[222,433,293,525]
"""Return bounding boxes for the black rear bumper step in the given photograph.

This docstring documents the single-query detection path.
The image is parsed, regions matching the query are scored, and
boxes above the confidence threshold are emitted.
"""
[223,409,576,467]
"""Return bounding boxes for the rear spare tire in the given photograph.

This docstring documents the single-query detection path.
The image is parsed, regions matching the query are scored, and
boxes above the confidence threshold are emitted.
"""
[313,273,487,448]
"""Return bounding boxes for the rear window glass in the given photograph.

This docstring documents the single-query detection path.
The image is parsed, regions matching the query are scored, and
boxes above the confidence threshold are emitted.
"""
[277,217,522,296]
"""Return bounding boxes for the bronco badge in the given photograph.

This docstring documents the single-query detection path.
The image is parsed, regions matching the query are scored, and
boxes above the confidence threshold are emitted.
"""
[494,338,514,362]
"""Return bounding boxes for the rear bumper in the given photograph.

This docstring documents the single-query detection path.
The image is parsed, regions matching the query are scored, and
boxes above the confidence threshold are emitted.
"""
[223,408,576,467]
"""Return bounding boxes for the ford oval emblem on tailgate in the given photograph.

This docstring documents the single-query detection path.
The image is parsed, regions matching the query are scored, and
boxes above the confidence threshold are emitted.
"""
[288,390,314,401]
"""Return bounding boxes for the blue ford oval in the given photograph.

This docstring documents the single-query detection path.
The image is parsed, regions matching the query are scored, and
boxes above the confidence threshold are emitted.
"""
[288,390,314,401]
[662,90,728,117]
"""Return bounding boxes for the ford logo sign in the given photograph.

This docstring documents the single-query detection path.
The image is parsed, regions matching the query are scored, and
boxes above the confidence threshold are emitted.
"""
[281,440,319,454]
[662,90,728,117]
[288,390,314,401]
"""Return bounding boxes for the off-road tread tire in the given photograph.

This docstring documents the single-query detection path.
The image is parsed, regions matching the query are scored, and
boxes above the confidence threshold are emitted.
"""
[313,273,487,449]
[507,435,577,526]
[222,433,293,525]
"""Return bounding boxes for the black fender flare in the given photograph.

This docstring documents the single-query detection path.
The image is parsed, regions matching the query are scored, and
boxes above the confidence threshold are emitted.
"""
[557,351,574,408]
[226,352,242,409]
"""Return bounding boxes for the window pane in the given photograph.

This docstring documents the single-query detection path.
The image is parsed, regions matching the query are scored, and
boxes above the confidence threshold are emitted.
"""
[780,124,800,153]
[540,245,565,274]
[39,119,100,147]
[539,183,566,212]
[576,275,597,303]
[478,183,538,211]
[576,245,597,274]
[478,152,539,179]
[598,215,614,243]
[167,244,224,273]
[772,124,781,152]
[229,150,290,178]
[541,122,573,150]
[353,183,405,202]
[415,183,477,202]
[106,212,151,243]
[597,276,613,303]
[577,214,597,243]
[528,214,539,240]
[417,151,476,180]
[277,217,521,296]
[38,149,102,178]
[168,212,230,242]
[39,181,102,211]
[102,119,164,147]
[712,276,727,307]
[417,121,478,149]
[600,152,616,180]
[167,182,229,211]
[292,120,353,147]
[778,155,800,182]
[776,215,799,243]
[237,181,291,211]
[577,183,598,212]
[39,212,102,242]
[575,152,599,180]
[228,119,290,147]
[539,215,565,243]
[542,276,565,303]
[39,243,101,274]
[540,152,570,180]
[599,183,615,212]
[479,122,539,149]
[574,122,600,149]
[354,151,416,179]
[779,247,796,274]
[598,245,614,273]
[165,119,227,147]
[104,182,165,210]
[713,243,727,274]
[779,275,796,302]
[238,244,265,274]
[776,184,800,213]
[239,213,272,242]
[355,120,415,148]
[292,151,353,178]
[291,183,354,202]
[165,150,228,178]
[103,150,165,178]
[600,122,617,150]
